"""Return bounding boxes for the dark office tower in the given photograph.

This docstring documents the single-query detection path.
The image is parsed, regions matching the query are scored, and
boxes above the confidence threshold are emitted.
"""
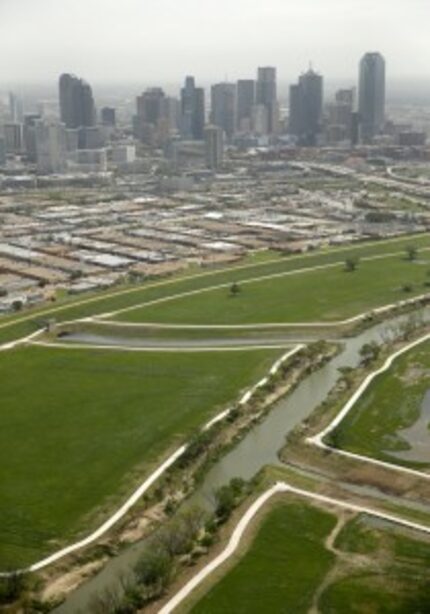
[256,67,278,134]
[237,80,255,132]
[101,107,116,126]
[136,88,166,124]
[289,84,303,138]
[135,88,168,146]
[210,83,236,141]
[358,52,385,143]
[180,76,205,140]
[59,73,96,130]
[289,68,323,146]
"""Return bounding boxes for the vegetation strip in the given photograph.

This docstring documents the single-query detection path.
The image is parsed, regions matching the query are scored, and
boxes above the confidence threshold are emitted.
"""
[161,482,430,614]
[0,345,302,577]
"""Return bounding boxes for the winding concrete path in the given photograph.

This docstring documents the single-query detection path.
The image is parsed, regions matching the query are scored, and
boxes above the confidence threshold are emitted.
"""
[1,232,424,338]
[159,481,430,614]
[96,246,430,321]
[0,345,303,577]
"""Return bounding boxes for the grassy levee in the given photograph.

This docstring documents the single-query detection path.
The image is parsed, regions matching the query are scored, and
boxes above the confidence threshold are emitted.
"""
[0,345,281,570]
[190,502,336,613]
[118,250,430,325]
[329,340,430,468]
[0,234,429,344]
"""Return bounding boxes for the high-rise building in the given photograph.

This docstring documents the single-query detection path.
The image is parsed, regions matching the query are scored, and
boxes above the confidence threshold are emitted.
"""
[237,80,255,132]
[180,76,205,140]
[35,120,67,174]
[135,87,167,146]
[256,67,278,134]
[3,123,23,154]
[9,92,24,123]
[204,125,224,170]
[210,83,236,141]
[289,68,323,146]
[137,88,165,125]
[101,107,116,126]
[326,89,355,144]
[59,73,96,131]
[358,52,386,143]
[163,97,180,133]
[23,114,42,162]
[0,137,6,166]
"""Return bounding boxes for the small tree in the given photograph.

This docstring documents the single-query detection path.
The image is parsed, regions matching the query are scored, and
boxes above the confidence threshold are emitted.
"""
[134,546,173,598]
[230,282,241,297]
[359,342,380,366]
[406,245,418,261]
[344,257,359,272]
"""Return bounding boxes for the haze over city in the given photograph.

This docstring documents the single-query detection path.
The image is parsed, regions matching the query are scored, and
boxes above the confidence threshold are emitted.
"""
[2,2,430,613]
[1,0,429,85]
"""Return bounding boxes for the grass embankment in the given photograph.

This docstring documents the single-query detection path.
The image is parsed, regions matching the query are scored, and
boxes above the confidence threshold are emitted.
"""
[330,340,430,468]
[119,251,430,325]
[0,345,281,570]
[0,234,429,344]
[189,500,430,613]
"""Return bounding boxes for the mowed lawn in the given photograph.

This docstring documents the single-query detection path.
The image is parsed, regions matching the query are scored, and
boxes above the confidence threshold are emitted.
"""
[330,340,430,467]
[0,345,281,570]
[191,502,336,613]
[118,253,430,325]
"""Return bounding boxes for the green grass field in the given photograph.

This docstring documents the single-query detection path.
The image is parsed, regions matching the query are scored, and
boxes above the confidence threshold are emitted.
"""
[0,345,281,570]
[329,340,430,468]
[0,234,429,344]
[118,252,430,325]
[190,502,430,614]
[320,514,430,613]
[191,502,336,613]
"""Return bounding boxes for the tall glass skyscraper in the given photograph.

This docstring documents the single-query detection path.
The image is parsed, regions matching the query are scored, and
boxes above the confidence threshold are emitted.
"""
[59,74,96,130]
[289,68,323,146]
[180,76,205,141]
[256,67,278,135]
[358,52,386,142]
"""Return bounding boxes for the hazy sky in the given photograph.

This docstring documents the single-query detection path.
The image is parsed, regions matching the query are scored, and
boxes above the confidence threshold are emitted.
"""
[1,0,428,85]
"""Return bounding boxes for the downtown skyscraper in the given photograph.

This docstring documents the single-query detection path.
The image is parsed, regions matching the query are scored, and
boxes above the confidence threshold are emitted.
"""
[358,52,386,142]
[180,76,205,140]
[256,67,278,135]
[289,68,323,146]
[210,83,236,141]
[59,74,96,130]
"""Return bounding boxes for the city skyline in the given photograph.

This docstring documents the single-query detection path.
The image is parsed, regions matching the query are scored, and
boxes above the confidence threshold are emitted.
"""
[0,0,428,84]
